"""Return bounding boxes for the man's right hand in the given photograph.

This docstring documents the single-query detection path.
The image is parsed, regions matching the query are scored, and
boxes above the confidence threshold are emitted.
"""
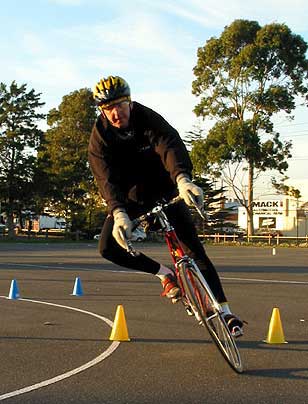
[112,209,132,249]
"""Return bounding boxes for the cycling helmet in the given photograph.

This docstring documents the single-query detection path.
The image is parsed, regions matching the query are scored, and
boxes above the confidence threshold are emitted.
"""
[93,75,131,108]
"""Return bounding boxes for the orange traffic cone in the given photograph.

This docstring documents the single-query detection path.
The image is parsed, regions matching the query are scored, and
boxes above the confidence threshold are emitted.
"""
[264,307,287,344]
[109,305,130,341]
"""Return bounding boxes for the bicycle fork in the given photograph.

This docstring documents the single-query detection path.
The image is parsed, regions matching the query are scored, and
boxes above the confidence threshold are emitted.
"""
[176,259,222,324]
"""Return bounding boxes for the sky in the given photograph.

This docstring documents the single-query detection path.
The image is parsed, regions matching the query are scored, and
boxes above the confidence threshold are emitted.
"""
[1,0,308,200]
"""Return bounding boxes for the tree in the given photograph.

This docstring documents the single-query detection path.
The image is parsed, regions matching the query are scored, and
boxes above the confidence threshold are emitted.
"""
[272,176,301,199]
[38,88,101,233]
[0,81,45,237]
[191,175,233,235]
[184,131,234,234]
[191,20,308,235]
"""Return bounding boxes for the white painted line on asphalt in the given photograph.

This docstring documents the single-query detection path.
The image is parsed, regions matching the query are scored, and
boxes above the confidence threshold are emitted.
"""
[0,262,97,271]
[0,262,142,273]
[222,276,308,285]
[1,262,308,283]
[0,298,120,401]
[2,259,308,284]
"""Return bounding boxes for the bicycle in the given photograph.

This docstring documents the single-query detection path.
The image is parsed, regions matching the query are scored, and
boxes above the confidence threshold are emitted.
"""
[120,195,243,373]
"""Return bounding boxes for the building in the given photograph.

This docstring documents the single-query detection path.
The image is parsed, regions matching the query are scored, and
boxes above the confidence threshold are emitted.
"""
[238,196,308,236]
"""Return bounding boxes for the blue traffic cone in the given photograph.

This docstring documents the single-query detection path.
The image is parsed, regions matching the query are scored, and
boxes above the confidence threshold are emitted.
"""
[71,277,83,296]
[8,279,20,300]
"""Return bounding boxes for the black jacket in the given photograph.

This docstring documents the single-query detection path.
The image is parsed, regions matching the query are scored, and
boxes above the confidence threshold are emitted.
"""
[88,101,193,213]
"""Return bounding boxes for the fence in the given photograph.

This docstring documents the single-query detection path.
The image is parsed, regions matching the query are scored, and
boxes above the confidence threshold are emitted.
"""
[199,233,308,246]
[2,228,308,246]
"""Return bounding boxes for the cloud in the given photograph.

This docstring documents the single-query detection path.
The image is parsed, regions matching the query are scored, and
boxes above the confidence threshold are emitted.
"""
[50,11,196,92]
[47,0,83,5]
[145,0,308,32]
[60,12,191,66]
[86,56,133,78]
[14,56,84,97]
[8,10,196,114]
[8,0,308,137]
[136,88,202,137]
[21,33,45,55]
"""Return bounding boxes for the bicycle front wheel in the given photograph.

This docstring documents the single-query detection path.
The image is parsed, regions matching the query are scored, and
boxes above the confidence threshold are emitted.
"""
[179,263,243,373]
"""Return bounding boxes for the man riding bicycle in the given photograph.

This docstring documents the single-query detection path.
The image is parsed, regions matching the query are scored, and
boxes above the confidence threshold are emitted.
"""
[88,75,244,337]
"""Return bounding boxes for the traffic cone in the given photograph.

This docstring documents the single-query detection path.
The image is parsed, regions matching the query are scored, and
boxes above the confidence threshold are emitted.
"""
[264,307,287,344]
[8,279,20,300]
[71,277,83,296]
[109,305,130,341]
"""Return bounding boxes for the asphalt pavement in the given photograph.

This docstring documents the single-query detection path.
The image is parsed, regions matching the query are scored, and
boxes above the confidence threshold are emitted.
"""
[0,242,308,403]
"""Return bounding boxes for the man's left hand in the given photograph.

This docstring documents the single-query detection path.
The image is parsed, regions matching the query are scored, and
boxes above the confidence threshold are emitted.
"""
[176,174,204,209]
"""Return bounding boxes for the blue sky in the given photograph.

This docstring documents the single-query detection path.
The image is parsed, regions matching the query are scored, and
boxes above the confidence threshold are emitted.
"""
[2,0,308,199]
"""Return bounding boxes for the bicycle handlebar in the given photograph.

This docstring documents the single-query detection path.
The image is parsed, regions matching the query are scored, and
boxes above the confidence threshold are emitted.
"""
[131,195,182,229]
[132,192,205,227]
[119,193,205,255]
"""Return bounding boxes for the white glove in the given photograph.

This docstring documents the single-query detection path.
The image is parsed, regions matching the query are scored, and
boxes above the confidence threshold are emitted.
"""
[176,174,204,209]
[112,209,132,249]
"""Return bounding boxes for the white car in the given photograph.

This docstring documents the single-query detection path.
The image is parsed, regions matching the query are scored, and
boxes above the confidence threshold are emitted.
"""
[131,227,147,242]
[0,223,8,234]
[93,227,146,242]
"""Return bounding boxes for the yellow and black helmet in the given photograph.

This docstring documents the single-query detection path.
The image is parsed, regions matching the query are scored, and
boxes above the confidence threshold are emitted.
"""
[93,75,131,108]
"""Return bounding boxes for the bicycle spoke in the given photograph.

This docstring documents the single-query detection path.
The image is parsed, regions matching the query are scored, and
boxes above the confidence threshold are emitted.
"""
[179,264,243,373]
[206,314,242,372]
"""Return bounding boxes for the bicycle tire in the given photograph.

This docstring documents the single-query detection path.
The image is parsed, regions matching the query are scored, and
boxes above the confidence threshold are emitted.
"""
[178,263,243,373]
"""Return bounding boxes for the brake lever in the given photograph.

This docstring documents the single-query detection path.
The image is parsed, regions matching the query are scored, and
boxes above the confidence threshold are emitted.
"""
[119,227,140,257]
[187,191,206,220]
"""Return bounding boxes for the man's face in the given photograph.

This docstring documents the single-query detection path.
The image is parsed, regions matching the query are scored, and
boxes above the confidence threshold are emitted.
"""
[101,101,131,129]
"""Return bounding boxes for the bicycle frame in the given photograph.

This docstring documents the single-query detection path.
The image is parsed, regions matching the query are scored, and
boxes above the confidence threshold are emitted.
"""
[125,197,243,373]
[153,205,221,314]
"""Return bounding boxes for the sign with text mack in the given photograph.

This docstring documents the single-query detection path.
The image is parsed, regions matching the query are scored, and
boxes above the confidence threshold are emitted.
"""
[251,200,284,216]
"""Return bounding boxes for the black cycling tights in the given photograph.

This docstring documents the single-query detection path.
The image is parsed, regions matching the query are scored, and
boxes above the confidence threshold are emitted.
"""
[99,201,227,303]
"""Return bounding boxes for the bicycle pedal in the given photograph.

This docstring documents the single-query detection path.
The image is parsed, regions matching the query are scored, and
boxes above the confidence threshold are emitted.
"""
[171,296,181,304]
[195,312,203,324]
[184,305,194,316]
[232,326,243,338]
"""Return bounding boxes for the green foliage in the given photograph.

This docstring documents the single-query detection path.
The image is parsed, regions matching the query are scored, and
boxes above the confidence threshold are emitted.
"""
[43,88,95,177]
[191,175,230,233]
[272,176,301,199]
[193,20,308,121]
[191,19,308,172]
[191,121,292,174]
[0,81,45,235]
[191,19,308,234]
[38,88,102,228]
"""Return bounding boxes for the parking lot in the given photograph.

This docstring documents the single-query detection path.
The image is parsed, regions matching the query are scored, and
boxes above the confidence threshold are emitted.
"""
[0,242,308,403]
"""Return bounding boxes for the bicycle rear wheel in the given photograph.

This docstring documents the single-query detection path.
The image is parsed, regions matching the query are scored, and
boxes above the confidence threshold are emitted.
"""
[178,263,243,373]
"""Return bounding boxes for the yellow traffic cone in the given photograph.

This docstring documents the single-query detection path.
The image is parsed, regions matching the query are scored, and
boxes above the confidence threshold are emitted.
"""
[109,305,130,341]
[264,307,288,344]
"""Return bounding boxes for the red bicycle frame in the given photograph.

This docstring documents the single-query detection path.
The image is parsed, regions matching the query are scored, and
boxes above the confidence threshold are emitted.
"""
[164,227,206,311]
